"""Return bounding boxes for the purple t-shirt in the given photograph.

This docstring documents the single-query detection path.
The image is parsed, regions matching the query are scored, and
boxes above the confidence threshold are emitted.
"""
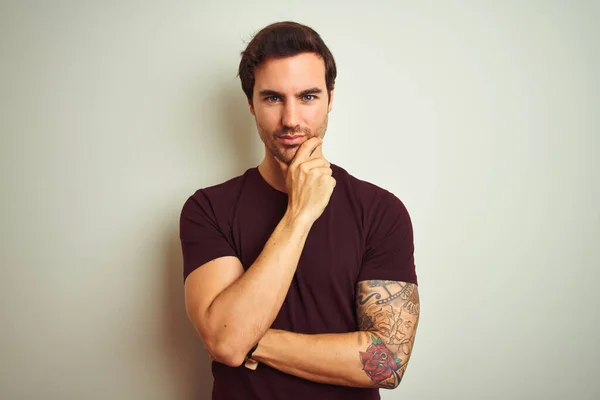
[180,163,417,400]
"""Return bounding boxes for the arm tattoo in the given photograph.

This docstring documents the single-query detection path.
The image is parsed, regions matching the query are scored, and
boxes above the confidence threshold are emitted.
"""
[356,280,420,389]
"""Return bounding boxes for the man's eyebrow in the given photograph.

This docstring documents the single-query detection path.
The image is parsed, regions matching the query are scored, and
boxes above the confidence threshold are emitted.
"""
[258,90,284,97]
[298,87,323,96]
[258,88,323,98]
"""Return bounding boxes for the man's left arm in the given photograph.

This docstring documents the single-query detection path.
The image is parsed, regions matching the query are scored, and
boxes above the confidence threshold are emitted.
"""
[251,280,420,389]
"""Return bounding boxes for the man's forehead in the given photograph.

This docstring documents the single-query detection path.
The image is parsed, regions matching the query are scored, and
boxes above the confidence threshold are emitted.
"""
[254,53,327,92]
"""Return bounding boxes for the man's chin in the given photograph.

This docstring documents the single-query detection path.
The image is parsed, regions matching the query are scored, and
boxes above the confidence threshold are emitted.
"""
[273,147,298,164]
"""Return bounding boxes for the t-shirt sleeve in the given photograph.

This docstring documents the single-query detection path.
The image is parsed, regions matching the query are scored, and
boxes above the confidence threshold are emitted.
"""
[179,190,238,282]
[357,192,418,285]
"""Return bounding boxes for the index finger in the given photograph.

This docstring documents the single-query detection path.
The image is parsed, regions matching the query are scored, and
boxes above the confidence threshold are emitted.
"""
[291,137,323,166]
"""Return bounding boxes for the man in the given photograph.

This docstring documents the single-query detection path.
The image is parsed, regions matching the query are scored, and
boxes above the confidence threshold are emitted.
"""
[180,21,420,399]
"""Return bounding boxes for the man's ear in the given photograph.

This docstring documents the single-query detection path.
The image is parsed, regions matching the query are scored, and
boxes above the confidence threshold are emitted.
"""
[248,99,255,116]
[328,89,335,113]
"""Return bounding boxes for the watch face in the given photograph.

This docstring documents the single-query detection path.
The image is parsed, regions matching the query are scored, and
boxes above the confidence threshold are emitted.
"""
[244,358,259,370]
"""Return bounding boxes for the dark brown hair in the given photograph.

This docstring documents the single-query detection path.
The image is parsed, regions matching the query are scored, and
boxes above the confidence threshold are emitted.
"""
[238,21,337,104]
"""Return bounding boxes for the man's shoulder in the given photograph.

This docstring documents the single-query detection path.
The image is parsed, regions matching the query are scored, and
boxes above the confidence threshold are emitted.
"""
[190,168,254,199]
[332,163,398,204]
[181,168,255,217]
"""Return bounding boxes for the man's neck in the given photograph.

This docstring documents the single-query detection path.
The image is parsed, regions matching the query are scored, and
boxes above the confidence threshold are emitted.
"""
[258,154,288,194]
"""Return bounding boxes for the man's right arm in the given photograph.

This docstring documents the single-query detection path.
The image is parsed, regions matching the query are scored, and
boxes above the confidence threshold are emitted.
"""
[184,212,312,367]
[184,137,335,367]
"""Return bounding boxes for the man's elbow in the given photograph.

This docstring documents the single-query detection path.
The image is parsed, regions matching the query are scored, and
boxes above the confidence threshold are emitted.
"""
[386,379,401,390]
[210,341,246,367]
[355,375,401,390]
[373,375,401,390]
[201,333,247,367]
[189,313,247,367]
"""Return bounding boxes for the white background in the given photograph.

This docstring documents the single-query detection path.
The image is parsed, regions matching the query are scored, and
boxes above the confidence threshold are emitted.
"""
[1,1,598,399]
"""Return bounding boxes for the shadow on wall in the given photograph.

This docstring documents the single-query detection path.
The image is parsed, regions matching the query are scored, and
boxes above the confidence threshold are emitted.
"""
[161,78,258,399]
[163,232,211,400]
[215,77,262,176]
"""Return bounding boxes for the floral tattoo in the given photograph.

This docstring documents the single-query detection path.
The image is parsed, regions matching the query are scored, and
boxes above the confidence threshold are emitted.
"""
[356,281,420,388]
[360,335,402,382]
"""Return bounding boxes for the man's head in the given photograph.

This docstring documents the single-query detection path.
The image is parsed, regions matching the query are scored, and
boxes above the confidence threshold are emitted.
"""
[238,22,337,164]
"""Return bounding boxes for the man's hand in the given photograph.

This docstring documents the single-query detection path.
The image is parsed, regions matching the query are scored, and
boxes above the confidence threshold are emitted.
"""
[183,139,333,366]
[274,137,336,224]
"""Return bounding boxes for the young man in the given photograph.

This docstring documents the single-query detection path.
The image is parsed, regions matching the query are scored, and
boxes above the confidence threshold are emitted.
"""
[180,21,420,400]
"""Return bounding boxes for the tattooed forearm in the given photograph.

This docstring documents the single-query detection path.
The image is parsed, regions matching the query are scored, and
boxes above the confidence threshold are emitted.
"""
[356,280,420,389]
[356,292,381,305]
[359,334,402,386]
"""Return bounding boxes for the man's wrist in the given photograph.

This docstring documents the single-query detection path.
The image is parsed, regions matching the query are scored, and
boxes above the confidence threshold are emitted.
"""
[244,331,274,370]
[246,343,258,360]
[250,329,275,362]
[282,210,313,232]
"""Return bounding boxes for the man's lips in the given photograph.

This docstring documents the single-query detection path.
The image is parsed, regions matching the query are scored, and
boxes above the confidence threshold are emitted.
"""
[278,135,305,145]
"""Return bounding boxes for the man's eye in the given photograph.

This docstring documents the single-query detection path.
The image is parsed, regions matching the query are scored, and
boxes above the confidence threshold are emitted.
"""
[302,95,316,102]
[266,96,280,103]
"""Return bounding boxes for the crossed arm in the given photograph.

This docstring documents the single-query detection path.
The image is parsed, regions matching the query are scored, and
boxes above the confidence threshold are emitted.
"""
[184,215,419,390]
[250,280,420,389]
[186,255,420,389]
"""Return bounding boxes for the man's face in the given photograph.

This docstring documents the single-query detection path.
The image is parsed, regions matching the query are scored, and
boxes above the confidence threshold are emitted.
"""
[249,52,334,164]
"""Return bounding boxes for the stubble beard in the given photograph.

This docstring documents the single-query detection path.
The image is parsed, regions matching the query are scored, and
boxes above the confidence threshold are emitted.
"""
[257,114,329,165]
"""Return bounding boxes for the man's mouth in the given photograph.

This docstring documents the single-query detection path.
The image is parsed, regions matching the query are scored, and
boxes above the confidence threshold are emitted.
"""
[277,135,305,145]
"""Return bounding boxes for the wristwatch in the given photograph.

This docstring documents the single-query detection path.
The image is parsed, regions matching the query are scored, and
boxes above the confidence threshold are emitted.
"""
[244,343,259,370]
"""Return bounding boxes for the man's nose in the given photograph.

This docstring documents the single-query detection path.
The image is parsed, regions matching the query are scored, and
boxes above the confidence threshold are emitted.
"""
[281,102,300,129]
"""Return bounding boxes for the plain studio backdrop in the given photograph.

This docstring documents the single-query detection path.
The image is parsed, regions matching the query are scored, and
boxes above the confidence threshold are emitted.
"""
[1,1,598,399]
